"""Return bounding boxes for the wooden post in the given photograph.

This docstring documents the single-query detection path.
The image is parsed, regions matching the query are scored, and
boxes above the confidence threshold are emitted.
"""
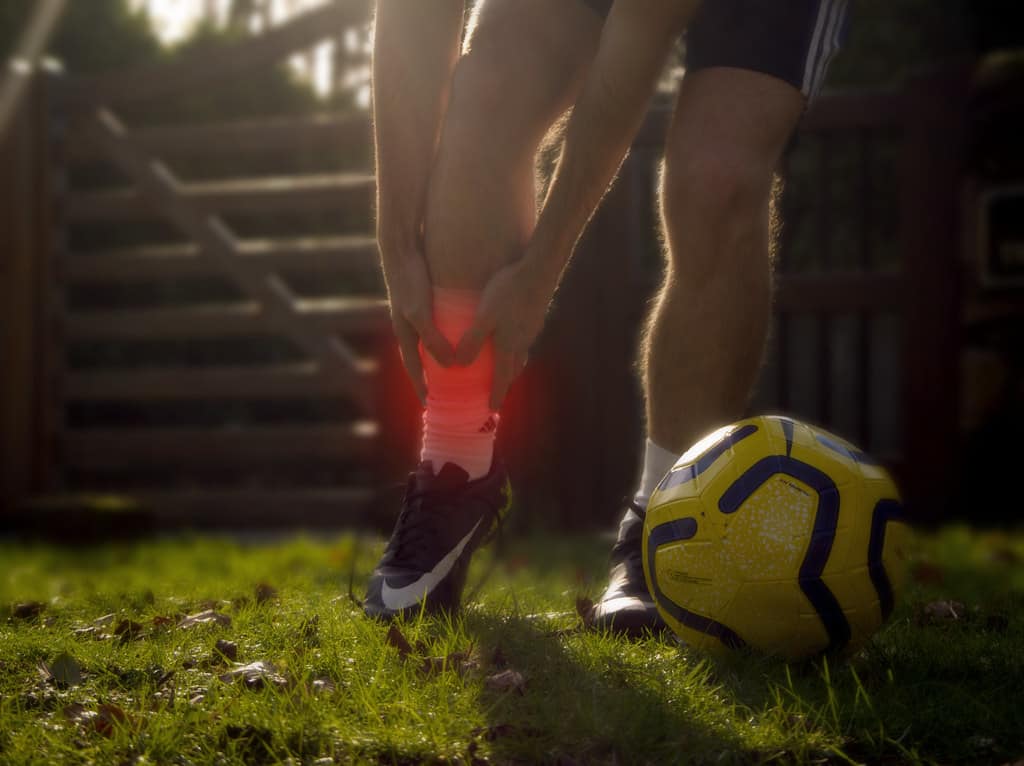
[900,67,969,523]
[0,76,52,514]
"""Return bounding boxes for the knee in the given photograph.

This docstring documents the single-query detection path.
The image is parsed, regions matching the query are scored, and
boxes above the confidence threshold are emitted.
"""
[662,144,772,229]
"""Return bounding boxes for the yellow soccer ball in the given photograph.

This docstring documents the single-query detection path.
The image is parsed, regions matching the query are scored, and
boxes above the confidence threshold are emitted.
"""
[643,415,911,661]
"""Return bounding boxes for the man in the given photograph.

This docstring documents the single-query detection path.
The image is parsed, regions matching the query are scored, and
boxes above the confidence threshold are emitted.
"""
[364,0,850,632]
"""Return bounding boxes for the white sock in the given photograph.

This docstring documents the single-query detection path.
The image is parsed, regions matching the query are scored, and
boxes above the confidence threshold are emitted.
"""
[631,437,678,512]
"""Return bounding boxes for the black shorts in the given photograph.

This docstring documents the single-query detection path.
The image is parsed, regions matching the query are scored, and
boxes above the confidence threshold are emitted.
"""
[581,0,851,100]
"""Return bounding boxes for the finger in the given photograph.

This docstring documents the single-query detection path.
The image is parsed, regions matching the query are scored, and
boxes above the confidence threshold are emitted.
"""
[489,350,517,411]
[410,312,454,367]
[455,322,492,367]
[393,320,427,406]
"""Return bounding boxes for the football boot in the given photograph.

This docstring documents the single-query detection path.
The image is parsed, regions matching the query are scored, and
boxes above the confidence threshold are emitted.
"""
[590,501,668,636]
[364,459,512,620]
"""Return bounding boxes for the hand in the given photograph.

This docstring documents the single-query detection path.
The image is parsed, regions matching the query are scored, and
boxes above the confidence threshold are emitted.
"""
[381,247,453,406]
[454,260,552,410]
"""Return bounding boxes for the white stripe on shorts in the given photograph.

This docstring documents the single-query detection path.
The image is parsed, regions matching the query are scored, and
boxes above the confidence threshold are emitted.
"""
[800,0,847,98]
[810,0,848,97]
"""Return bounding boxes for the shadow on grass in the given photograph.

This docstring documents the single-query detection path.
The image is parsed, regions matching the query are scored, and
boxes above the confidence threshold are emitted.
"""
[460,611,748,765]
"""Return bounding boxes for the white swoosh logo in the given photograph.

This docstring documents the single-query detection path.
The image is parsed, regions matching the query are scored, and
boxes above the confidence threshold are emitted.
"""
[381,519,483,611]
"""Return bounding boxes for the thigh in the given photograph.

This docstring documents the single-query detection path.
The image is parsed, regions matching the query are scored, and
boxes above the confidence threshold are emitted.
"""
[454,0,605,140]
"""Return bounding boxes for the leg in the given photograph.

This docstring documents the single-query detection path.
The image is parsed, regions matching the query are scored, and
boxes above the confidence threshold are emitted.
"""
[417,0,602,477]
[365,0,602,620]
[423,0,603,288]
[642,67,804,454]
[591,69,802,636]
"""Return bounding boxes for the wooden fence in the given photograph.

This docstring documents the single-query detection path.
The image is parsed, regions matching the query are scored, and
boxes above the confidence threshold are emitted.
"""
[1,0,967,529]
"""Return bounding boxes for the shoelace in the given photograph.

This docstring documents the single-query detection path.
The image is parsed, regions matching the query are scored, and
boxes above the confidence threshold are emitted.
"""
[387,493,452,568]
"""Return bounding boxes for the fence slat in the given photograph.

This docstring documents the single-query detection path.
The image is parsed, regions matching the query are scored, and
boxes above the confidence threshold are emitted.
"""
[67,173,374,222]
[64,236,379,281]
[64,422,379,470]
[65,364,356,400]
[65,297,389,340]
[65,113,370,163]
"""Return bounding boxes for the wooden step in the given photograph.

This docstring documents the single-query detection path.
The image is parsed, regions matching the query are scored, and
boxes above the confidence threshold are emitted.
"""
[66,113,371,164]
[65,297,391,340]
[67,173,375,222]
[64,236,380,282]
[63,422,379,471]
[65,362,379,400]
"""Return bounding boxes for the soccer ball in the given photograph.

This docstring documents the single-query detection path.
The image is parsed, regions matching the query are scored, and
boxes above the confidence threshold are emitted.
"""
[643,415,910,660]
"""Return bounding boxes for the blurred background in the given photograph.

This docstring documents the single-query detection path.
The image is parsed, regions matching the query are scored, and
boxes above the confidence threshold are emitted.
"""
[1,0,1021,539]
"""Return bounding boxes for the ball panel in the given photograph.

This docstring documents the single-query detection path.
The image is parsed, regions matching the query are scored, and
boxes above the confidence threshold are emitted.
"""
[718,473,816,581]
[725,580,829,659]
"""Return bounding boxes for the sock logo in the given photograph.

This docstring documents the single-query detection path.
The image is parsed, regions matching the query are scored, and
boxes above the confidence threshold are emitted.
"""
[478,415,498,434]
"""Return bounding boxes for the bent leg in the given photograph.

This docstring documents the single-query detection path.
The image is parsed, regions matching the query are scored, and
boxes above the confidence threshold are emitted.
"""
[423,0,603,288]
[643,67,804,454]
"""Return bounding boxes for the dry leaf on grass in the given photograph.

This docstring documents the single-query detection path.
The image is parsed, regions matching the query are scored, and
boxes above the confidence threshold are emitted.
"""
[385,624,413,659]
[41,653,83,688]
[490,645,508,669]
[12,602,45,620]
[178,609,232,629]
[63,702,130,737]
[917,600,966,625]
[218,661,289,690]
[421,649,478,677]
[310,677,336,694]
[575,596,595,627]
[213,639,238,662]
[255,583,279,604]
[485,668,527,695]
[114,619,145,643]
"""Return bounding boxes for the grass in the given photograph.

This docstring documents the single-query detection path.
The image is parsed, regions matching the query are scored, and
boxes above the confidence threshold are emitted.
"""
[0,526,1022,765]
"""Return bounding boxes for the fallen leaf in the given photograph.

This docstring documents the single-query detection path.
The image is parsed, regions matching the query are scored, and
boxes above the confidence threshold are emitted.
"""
[421,648,478,677]
[63,703,97,724]
[255,583,278,604]
[155,669,175,688]
[94,703,129,737]
[45,653,83,688]
[12,602,45,620]
[113,619,145,643]
[218,661,289,690]
[385,624,413,659]
[575,596,595,627]
[178,609,232,629]
[151,615,176,629]
[310,677,336,694]
[213,639,238,662]
[92,613,115,628]
[484,668,526,695]
[918,600,966,625]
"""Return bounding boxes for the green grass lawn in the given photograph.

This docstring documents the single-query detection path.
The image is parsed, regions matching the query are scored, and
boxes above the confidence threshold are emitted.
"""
[1,526,1022,765]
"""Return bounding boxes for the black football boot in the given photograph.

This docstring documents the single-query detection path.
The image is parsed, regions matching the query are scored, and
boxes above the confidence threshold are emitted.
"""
[363,459,512,620]
[590,501,668,636]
